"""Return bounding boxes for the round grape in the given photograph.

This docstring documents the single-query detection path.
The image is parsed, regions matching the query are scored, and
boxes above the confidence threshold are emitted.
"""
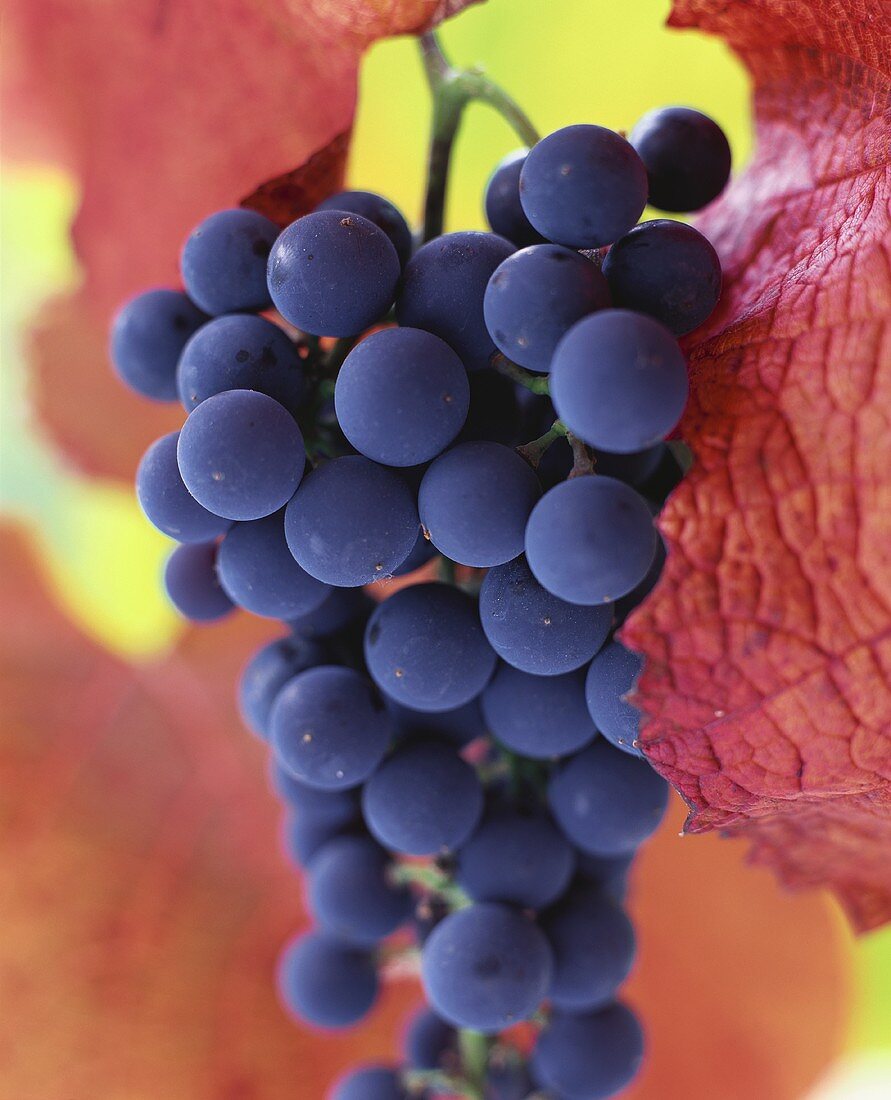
[180,207,279,315]
[271,666,391,790]
[270,761,361,827]
[392,530,437,577]
[482,664,598,759]
[284,456,419,586]
[525,476,656,605]
[419,442,541,568]
[286,587,373,639]
[364,583,496,712]
[483,244,611,372]
[335,328,469,466]
[317,190,413,267]
[362,739,483,855]
[630,106,731,212]
[396,231,515,371]
[421,903,552,1033]
[238,633,325,739]
[404,1008,457,1071]
[136,431,231,543]
[602,220,721,335]
[550,309,688,453]
[532,1004,644,1100]
[330,1066,409,1100]
[585,641,645,756]
[277,931,377,1029]
[386,696,487,748]
[548,739,669,855]
[163,542,233,622]
[177,389,305,521]
[267,209,400,336]
[519,125,648,248]
[484,149,546,247]
[485,1063,536,1100]
[576,852,635,904]
[176,313,305,412]
[479,555,612,676]
[110,288,206,401]
[284,813,354,869]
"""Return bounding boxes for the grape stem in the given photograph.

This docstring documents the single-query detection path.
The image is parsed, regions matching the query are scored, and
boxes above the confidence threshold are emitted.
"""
[491,352,550,394]
[419,31,540,242]
[459,1029,490,1096]
[517,419,568,467]
[404,1068,481,1099]
[567,432,597,478]
[389,861,472,910]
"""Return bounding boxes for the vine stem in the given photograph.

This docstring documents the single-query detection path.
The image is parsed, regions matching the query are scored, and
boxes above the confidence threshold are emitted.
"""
[491,352,551,394]
[389,861,471,910]
[568,432,597,477]
[517,419,568,467]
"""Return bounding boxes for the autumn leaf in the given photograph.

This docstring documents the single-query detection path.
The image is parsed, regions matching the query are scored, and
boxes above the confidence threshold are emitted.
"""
[625,0,891,931]
[0,522,851,1098]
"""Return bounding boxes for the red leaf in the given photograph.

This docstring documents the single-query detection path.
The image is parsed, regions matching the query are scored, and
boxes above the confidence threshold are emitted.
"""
[625,0,891,930]
[0,523,850,1097]
[2,0,476,477]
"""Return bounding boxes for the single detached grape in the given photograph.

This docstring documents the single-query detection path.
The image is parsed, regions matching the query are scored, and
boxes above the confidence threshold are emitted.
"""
[532,1003,644,1100]
[335,327,470,466]
[317,190,413,267]
[525,476,657,605]
[267,209,400,336]
[307,835,413,946]
[180,207,279,315]
[419,441,541,568]
[549,309,688,453]
[284,455,419,586]
[136,431,231,543]
[479,555,612,676]
[271,665,391,790]
[277,931,378,1029]
[163,542,233,622]
[177,389,305,521]
[364,583,497,712]
[421,903,553,1033]
[585,641,645,756]
[238,633,325,739]
[330,1065,409,1100]
[396,231,515,371]
[519,125,648,248]
[217,511,330,619]
[482,664,598,759]
[110,289,206,401]
[484,149,546,247]
[404,1008,457,1071]
[483,243,611,372]
[548,739,669,855]
[176,313,305,413]
[602,220,722,335]
[630,105,731,212]
[362,739,483,855]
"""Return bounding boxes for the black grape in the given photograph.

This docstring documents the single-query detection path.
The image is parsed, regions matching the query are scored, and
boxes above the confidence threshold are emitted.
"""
[317,189,413,267]
[286,587,373,639]
[136,431,231,543]
[420,902,552,1033]
[585,640,645,756]
[361,739,483,855]
[519,125,648,248]
[306,835,413,946]
[396,231,515,371]
[576,851,635,903]
[267,209,400,337]
[602,220,722,335]
[392,530,437,577]
[548,739,669,855]
[550,309,688,453]
[177,389,305,521]
[217,510,330,619]
[525,476,656,605]
[592,443,665,487]
[531,1003,644,1100]
[455,805,576,909]
[330,1065,409,1100]
[630,106,731,212]
[334,327,469,466]
[163,542,233,623]
[612,534,666,630]
[386,696,487,747]
[284,812,355,868]
[484,1063,536,1100]
[483,243,611,372]
[270,665,391,790]
[364,583,496,712]
[403,1007,457,1071]
[482,664,598,759]
[419,441,541,568]
[180,207,279,315]
[238,634,326,739]
[479,555,612,676]
[284,455,419,587]
[484,149,546,247]
[540,881,636,1011]
[110,289,206,401]
[176,313,305,413]
[269,761,361,827]
[277,931,378,1029]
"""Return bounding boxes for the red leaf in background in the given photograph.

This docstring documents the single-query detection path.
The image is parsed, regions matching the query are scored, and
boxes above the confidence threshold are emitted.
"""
[2,0,477,478]
[0,522,850,1098]
[625,0,891,930]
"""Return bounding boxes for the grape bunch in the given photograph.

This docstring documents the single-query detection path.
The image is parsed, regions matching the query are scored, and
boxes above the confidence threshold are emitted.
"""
[112,103,729,1100]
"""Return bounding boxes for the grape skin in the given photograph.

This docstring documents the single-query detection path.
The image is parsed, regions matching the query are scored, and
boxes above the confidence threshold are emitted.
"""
[238,634,325,739]
[317,189,413,268]
[110,288,206,401]
[277,931,378,1030]
[484,149,546,247]
[630,105,731,212]
[180,207,279,315]
[163,542,233,623]
[136,431,231,543]
[532,1003,644,1100]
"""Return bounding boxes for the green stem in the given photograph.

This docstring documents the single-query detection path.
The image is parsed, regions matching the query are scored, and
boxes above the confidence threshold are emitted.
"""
[404,1069,479,1099]
[459,1030,490,1096]
[517,419,568,467]
[461,71,540,147]
[389,861,471,910]
[438,555,457,585]
[491,353,550,394]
